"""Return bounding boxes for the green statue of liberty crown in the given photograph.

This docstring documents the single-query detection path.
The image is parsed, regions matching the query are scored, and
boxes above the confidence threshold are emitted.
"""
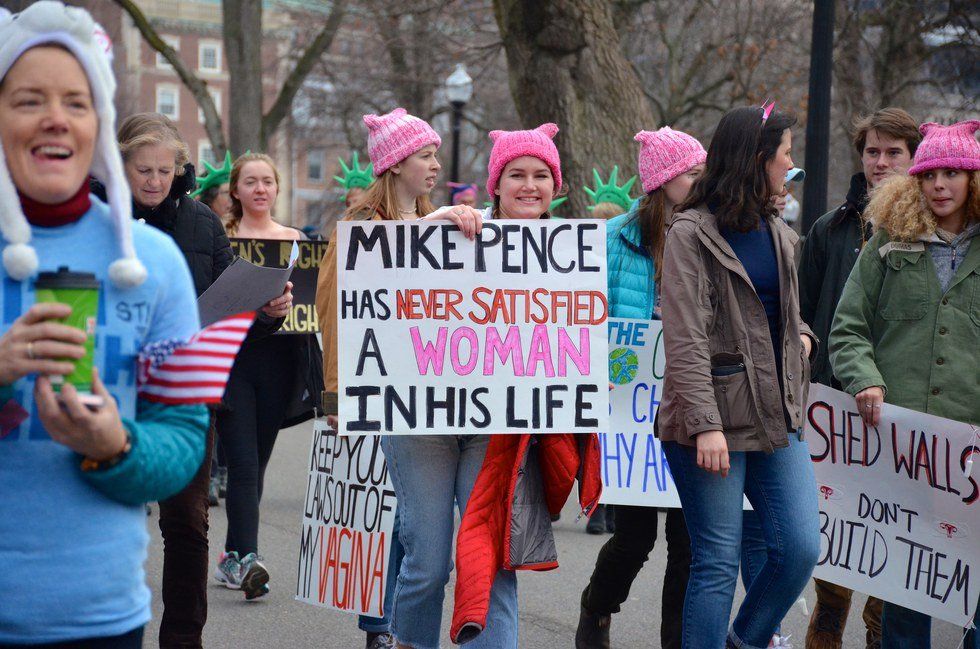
[334,151,374,200]
[584,165,637,211]
[190,150,234,198]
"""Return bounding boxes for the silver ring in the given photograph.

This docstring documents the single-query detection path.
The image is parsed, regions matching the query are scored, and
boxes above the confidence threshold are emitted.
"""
[26,341,34,360]
[865,404,872,409]
[874,404,882,410]
[453,208,463,216]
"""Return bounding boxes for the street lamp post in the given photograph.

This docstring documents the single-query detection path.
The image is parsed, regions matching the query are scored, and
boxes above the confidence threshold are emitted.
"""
[445,64,473,193]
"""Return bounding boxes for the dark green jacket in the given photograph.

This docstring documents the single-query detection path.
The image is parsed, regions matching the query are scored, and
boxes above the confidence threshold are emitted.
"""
[830,228,980,425]
[798,173,870,387]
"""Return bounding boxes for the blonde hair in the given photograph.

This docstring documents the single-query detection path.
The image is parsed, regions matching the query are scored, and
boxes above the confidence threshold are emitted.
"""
[117,113,190,175]
[226,153,281,236]
[591,202,625,220]
[865,170,980,242]
[345,170,435,221]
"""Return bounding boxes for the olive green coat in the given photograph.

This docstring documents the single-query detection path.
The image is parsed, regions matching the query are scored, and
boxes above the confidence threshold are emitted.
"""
[829,229,980,425]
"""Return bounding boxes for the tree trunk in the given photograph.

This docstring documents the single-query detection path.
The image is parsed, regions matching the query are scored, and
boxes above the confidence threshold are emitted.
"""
[224,0,264,154]
[492,0,656,217]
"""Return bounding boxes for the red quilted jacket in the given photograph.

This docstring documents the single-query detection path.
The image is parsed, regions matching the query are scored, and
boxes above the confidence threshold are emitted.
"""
[450,433,602,644]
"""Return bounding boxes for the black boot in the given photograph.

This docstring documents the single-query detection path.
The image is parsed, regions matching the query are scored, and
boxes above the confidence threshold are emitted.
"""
[586,504,606,534]
[575,604,611,649]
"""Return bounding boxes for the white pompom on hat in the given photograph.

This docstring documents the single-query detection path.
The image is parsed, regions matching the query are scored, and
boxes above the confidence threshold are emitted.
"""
[0,1,146,287]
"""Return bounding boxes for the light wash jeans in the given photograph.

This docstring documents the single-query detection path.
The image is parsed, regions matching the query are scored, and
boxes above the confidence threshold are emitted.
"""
[358,511,404,634]
[381,434,518,649]
[663,435,820,649]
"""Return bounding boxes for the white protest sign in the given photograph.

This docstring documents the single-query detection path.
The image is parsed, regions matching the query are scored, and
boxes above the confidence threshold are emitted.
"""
[806,383,980,626]
[296,419,397,617]
[599,318,678,507]
[336,220,609,434]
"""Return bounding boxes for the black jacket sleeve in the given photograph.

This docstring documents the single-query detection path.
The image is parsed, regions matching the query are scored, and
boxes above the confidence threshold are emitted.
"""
[798,214,829,328]
[208,208,234,282]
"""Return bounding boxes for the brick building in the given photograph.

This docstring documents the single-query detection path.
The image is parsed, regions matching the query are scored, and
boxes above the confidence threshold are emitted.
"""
[68,0,346,231]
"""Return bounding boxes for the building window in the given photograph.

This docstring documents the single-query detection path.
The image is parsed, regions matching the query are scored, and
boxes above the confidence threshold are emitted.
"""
[156,84,179,119]
[199,140,215,167]
[199,41,222,73]
[198,88,221,125]
[307,150,324,183]
[156,35,180,69]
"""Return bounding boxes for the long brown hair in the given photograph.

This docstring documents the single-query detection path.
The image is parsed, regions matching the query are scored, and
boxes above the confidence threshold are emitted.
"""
[679,106,797,232]
[226,152,281,236]
[345,170,435,221]
[636,190,668,284]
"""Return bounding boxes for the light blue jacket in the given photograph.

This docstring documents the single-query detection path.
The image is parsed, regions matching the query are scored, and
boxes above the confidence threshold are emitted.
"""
[606,203,656,319]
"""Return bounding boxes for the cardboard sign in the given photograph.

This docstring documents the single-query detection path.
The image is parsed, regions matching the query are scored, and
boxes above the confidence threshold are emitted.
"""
[335,220,609,434]
[806,383,980,626]
[296,419,397,617]
[230,238,329,334]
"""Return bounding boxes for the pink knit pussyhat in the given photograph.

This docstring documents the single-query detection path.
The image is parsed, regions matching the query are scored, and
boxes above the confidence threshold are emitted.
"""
[363,108,442,176]
[634,127,707,194]
[907,120,980,176]
[486,123,562,196]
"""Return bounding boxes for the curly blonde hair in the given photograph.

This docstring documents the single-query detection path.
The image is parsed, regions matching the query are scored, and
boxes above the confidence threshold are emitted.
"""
[864,170,980,242]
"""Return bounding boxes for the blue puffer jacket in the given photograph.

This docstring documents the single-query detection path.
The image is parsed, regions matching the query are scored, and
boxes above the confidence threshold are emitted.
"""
[606,204,656,319]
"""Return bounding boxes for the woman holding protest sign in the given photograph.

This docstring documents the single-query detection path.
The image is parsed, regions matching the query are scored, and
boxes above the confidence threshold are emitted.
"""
[0,3,208,646]
[444,124,602,648]
[658,104,820,649]
[830,120,980,649]
[315,108,481,649]
[575,126,704,649]
[213,152,318,601]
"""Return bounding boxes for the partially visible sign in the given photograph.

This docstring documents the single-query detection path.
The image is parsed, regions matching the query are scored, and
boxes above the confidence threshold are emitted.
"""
[230,238,329,334]
[296,419,397,617]
[806,383,980,627]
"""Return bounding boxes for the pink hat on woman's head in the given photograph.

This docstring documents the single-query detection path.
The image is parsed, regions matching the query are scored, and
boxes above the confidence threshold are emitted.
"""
[907,120,980,176]
[486,123,562,196]
[634,127,707,194]
[363,108,442,176]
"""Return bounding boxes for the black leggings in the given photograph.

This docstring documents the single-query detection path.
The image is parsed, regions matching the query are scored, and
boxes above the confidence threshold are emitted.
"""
[581,506,691,649]
[217,336,299,556]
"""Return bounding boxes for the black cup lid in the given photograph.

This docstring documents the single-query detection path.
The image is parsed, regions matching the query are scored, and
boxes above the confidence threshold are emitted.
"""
[35,266,100,289]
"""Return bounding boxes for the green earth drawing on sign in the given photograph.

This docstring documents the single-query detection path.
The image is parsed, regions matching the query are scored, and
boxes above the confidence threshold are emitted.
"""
[609,347,639,385]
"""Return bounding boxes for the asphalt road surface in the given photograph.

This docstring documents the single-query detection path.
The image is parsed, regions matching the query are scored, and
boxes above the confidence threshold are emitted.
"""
[143,421,965,648]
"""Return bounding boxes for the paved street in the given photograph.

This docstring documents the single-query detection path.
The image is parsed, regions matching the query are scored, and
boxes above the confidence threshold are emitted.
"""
[144,421,964,648]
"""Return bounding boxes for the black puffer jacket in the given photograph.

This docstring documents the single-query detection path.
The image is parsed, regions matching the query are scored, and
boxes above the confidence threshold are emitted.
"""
[132,165,232,297]
[92,165,282,337]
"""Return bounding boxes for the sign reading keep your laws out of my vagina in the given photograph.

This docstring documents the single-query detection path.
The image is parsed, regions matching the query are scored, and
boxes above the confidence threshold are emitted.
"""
[336,220,609,435]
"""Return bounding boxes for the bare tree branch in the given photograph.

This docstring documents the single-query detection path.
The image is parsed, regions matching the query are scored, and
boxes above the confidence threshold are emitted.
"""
[111,0,227,156]
[262,0,349,143]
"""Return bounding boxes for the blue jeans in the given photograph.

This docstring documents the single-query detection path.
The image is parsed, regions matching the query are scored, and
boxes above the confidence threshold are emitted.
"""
[358,510,405,634]
[881,600,980,648]
[740,510,782,637]
[381,435,518,649]
[663,436,820,649]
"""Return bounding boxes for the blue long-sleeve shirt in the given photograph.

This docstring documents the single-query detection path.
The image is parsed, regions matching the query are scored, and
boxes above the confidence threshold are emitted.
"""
[0,197,207,643]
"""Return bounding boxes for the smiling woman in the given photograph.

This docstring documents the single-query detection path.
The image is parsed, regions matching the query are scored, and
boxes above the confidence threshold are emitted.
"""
[0,47,97,205]
[0,3,207,647]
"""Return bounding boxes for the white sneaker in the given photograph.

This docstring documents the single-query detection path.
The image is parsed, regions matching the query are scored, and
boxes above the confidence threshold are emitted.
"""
[769,634,794,648]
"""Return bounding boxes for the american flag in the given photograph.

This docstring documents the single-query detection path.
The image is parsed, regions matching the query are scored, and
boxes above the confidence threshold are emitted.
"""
[137,313,255,405]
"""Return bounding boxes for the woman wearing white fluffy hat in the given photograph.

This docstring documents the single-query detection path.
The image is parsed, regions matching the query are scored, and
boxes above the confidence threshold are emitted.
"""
[0,3,208,646]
